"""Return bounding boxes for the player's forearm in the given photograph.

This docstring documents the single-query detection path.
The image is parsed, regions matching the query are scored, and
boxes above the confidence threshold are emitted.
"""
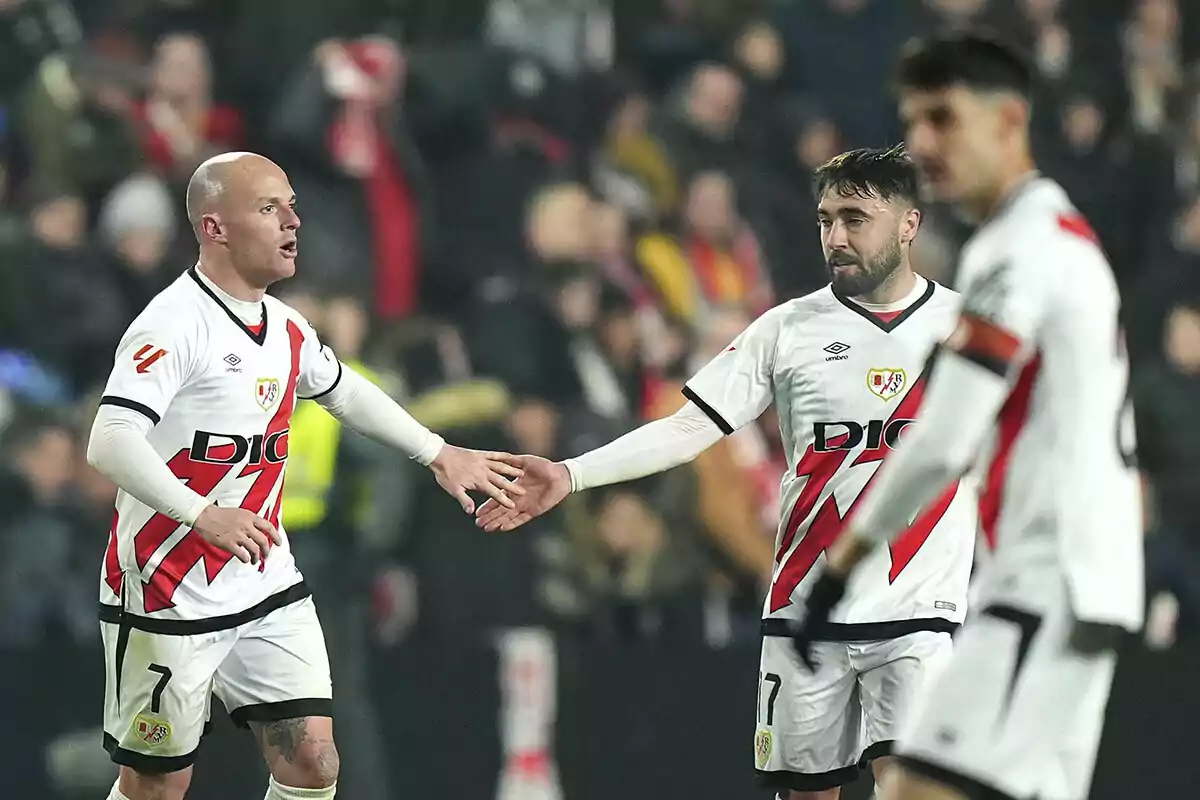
[315,366,445,466]
[853,350,1009,544]
[86,406,212,526]
[563,401,724,492]
[850,442,964,546]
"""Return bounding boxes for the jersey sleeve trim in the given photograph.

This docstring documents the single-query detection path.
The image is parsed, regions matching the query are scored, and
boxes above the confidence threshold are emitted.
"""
[945,313,1022,377]
[297,357,343,401]
[98,395,162,425]
[681,385,734,435]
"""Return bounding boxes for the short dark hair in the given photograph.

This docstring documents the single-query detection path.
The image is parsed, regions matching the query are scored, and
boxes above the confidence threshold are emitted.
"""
[0,407,75,460]
[894,31,1033,99]
[813,144,919,205]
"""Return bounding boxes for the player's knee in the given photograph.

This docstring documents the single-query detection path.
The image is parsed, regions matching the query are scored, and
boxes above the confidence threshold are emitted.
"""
[286,739,340,788]
[255,717,339,789]
[887,763,971,800]
[872,754,899,786]
[118,764,192,800]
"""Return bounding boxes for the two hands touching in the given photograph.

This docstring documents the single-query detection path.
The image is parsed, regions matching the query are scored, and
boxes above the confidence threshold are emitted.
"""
[427,444,527,515]
[192,444,537,565]
[474,455,572,532]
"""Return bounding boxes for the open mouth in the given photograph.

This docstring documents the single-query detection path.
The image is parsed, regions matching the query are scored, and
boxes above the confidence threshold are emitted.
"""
[279,240,298,258]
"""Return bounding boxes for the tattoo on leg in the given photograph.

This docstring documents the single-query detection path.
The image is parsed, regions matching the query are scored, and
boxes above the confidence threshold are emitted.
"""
[316,742,339,778]
[255,717,311,763]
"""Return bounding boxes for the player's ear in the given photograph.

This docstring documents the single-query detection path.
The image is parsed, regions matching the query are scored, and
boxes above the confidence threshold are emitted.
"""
[998,94,1030,140]
[901,207,921,245]
[202,213,226,244]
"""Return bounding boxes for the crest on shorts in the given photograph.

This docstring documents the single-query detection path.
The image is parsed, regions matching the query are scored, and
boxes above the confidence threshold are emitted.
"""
[255,377,281,411]
[134,713,172,747]
[754,728,773,769]
[866,368,906,401]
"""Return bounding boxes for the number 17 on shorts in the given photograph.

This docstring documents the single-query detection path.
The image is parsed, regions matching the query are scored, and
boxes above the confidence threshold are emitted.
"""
[755,671,782,769]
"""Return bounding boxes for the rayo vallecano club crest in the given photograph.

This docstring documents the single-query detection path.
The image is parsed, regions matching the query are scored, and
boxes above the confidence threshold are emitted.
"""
[754,728,773,768]
[134,713,171,747]
[255,377,281,411]
[867,368,906,401]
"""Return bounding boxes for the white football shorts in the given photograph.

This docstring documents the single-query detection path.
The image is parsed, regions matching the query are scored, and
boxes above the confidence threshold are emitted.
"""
[754,629,952,793]
[101,590,332,773]
[894,598,1116,800]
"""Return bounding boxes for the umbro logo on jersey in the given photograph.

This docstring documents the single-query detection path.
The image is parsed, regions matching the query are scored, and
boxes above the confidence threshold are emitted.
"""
[867,368,907,400]
[224,353,243,373]
[823,342,850,362]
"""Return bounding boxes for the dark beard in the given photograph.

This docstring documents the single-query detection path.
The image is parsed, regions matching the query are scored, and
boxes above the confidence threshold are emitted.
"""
[828,235,903,297]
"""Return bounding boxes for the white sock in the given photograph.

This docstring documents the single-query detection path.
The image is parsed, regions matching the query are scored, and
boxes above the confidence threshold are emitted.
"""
[263,775,337,799]
[107,780,131,800]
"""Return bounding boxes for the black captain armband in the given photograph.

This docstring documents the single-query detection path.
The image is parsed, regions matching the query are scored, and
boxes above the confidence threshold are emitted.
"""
[942,314,1022,378]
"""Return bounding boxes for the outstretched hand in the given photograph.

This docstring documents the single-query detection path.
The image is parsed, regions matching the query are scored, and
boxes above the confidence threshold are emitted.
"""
[429,444,525,514]
[475,455,572,532]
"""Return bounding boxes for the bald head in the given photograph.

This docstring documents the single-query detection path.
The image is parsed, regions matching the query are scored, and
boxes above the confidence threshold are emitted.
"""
[184,151,300,288]
[185,152,286,239]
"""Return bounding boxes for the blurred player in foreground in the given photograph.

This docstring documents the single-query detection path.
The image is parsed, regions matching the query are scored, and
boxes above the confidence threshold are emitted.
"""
[87,151,523,800]
[787,33,1145,800]
[477,145,978,799]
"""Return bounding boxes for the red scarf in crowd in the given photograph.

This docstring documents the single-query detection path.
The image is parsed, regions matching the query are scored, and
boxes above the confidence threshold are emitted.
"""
[686,227,771,316]
[327,41,419,321]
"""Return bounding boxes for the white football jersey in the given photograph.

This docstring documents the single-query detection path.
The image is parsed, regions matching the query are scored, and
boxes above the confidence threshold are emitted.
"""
[97,267,341,623]
[685,276,977,636]
[952,177,1144,630]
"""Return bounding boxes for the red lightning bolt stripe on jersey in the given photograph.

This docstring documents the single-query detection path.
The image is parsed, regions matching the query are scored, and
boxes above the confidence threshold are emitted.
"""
[96,268,341,623]
[682,276,977,638]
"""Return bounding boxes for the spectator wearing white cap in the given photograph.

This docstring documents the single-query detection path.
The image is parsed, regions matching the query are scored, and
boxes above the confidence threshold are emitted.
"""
[98,173,179,314]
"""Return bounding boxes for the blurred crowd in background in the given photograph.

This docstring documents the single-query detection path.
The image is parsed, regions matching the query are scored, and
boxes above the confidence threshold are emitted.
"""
[1,0,1200,692]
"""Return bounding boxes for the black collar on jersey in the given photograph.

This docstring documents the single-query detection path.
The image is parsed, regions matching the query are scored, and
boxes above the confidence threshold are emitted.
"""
[832,279,937,333]
[187,267,269,346]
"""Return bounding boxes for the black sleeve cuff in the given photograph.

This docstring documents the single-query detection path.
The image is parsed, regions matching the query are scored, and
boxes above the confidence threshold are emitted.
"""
[298,358,343,401]
[99,395,162,425]
[681,385,734,435]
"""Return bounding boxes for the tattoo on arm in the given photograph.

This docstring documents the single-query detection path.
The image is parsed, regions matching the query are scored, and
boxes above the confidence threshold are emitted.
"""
[253,717,310,763]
